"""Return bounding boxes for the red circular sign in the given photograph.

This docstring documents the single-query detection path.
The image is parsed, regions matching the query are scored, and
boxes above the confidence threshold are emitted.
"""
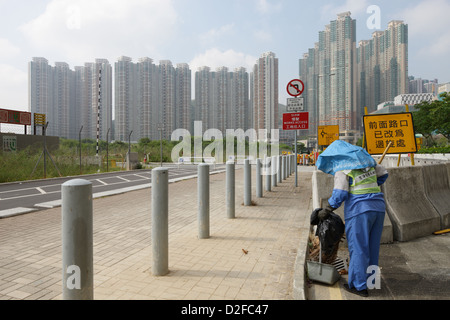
[286,79,304,97]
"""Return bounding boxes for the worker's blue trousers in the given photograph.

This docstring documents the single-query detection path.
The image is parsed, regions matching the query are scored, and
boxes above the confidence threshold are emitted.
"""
[345,210,385,291]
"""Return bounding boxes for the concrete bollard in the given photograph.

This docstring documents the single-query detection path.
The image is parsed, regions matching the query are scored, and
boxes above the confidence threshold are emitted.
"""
[151,167,169,276]
[265,157,271,192]
[62,179,93,300]
[226,161,235,219]
[283,156,287,180]
[272,156,277,187]
[198,163,210,239]
[256,158,262,198]
[288,155,291,176]
[278,155,282,184]
[244,158,252,206]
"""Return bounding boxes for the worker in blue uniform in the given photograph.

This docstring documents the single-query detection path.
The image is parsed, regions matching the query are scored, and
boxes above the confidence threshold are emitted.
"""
[318,164,389,297]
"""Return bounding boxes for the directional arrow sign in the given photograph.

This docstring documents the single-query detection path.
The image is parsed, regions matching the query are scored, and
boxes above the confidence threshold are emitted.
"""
[286,79,304,97]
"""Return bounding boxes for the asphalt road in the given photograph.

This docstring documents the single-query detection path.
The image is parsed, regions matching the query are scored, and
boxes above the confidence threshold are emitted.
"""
[0,163,226,218]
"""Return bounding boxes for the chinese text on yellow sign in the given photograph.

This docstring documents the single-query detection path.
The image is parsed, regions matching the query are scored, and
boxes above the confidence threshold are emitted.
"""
[363,113,417,155]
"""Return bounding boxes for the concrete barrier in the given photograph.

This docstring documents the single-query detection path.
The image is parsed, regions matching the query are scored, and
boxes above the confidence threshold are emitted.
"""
[383,166,441,241]
[447,163,450,190]
[312,170,393,244]
[421,164,450,229]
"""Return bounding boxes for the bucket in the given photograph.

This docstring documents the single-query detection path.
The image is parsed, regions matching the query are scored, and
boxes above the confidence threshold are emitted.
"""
[307,240,341,285]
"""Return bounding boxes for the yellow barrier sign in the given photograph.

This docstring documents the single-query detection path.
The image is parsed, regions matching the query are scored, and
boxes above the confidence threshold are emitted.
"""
[318,125,339,146]
[363,113,417,155]
[34,113,46,126]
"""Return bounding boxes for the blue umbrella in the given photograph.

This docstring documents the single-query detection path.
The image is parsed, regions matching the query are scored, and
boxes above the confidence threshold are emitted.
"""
[316,140,377,175]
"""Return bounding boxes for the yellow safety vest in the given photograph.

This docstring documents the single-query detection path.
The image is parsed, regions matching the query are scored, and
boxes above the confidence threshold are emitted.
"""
[347,167,381,195]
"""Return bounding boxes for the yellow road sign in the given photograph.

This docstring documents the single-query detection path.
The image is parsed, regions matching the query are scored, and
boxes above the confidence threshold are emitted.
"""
[34,113,46,126]
[363,113,417,155]
[318,125,339,146]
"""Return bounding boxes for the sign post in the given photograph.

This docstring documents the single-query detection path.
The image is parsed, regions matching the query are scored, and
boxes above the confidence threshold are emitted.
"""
[285,79,306,187]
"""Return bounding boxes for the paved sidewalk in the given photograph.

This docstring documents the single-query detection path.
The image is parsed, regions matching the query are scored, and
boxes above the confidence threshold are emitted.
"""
[0,166,314,300]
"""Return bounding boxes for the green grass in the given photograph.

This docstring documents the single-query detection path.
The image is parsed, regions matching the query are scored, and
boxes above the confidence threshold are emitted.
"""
[0,137,295,183]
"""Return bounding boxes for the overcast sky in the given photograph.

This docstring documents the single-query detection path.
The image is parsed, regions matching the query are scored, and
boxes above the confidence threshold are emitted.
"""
[1,0,450,113]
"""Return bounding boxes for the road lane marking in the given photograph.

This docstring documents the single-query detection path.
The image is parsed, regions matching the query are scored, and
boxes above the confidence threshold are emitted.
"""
[36,187,46,194]
[96,179,108,185]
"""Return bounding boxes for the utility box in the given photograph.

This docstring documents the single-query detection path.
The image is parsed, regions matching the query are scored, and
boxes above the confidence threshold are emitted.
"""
[126,152,139,170]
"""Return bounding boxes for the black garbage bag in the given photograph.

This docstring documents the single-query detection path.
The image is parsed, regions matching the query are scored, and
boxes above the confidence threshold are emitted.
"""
[310,210,345,256]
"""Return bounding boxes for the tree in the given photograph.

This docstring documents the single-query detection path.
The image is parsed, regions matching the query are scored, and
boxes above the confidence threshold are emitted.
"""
[434,92,450,141]
[413,101,436,146]
[413,92,450,145]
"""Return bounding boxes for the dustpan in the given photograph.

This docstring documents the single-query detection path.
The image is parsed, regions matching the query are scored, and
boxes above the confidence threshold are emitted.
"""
[307,239,341,285]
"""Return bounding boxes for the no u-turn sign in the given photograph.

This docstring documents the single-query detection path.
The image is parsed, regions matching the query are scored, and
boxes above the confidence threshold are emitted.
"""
[286,79,304,97]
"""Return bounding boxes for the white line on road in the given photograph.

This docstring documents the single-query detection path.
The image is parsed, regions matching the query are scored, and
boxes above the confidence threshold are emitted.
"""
[36,187,46,194]
[96,179,108,185]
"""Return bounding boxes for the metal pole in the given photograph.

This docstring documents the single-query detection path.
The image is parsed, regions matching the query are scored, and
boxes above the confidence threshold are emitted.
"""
[128,130,133,155]
[226,161,235,219]
[295,131,298,187]
[198,163,210,239]
[256,158,262,198]
[152,167,169,276]
[43,123,47,179]
[244,158,251,206]
[62,179,93,300]
[265,157,271,192]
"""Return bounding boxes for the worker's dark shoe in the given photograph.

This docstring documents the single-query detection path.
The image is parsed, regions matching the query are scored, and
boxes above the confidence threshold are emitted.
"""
[343,284,369,298]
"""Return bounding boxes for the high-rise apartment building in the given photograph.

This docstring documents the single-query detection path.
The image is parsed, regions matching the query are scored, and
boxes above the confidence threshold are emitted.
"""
[73,60,112,141]
[115,56,138,142]
[114,57,191,141]
[29,57,53,135]
[94,59,113,142]
[175,63,192,133]
[195,66,214,132]
[159,60,176,140]
[136,57,159,140]
[252,52,279,138]
[357,20,409,114]
[29,58,112,140]
[214,66,232,133]
[300,13,357,136]
[231,67,250,131]
[194,66,250,133]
